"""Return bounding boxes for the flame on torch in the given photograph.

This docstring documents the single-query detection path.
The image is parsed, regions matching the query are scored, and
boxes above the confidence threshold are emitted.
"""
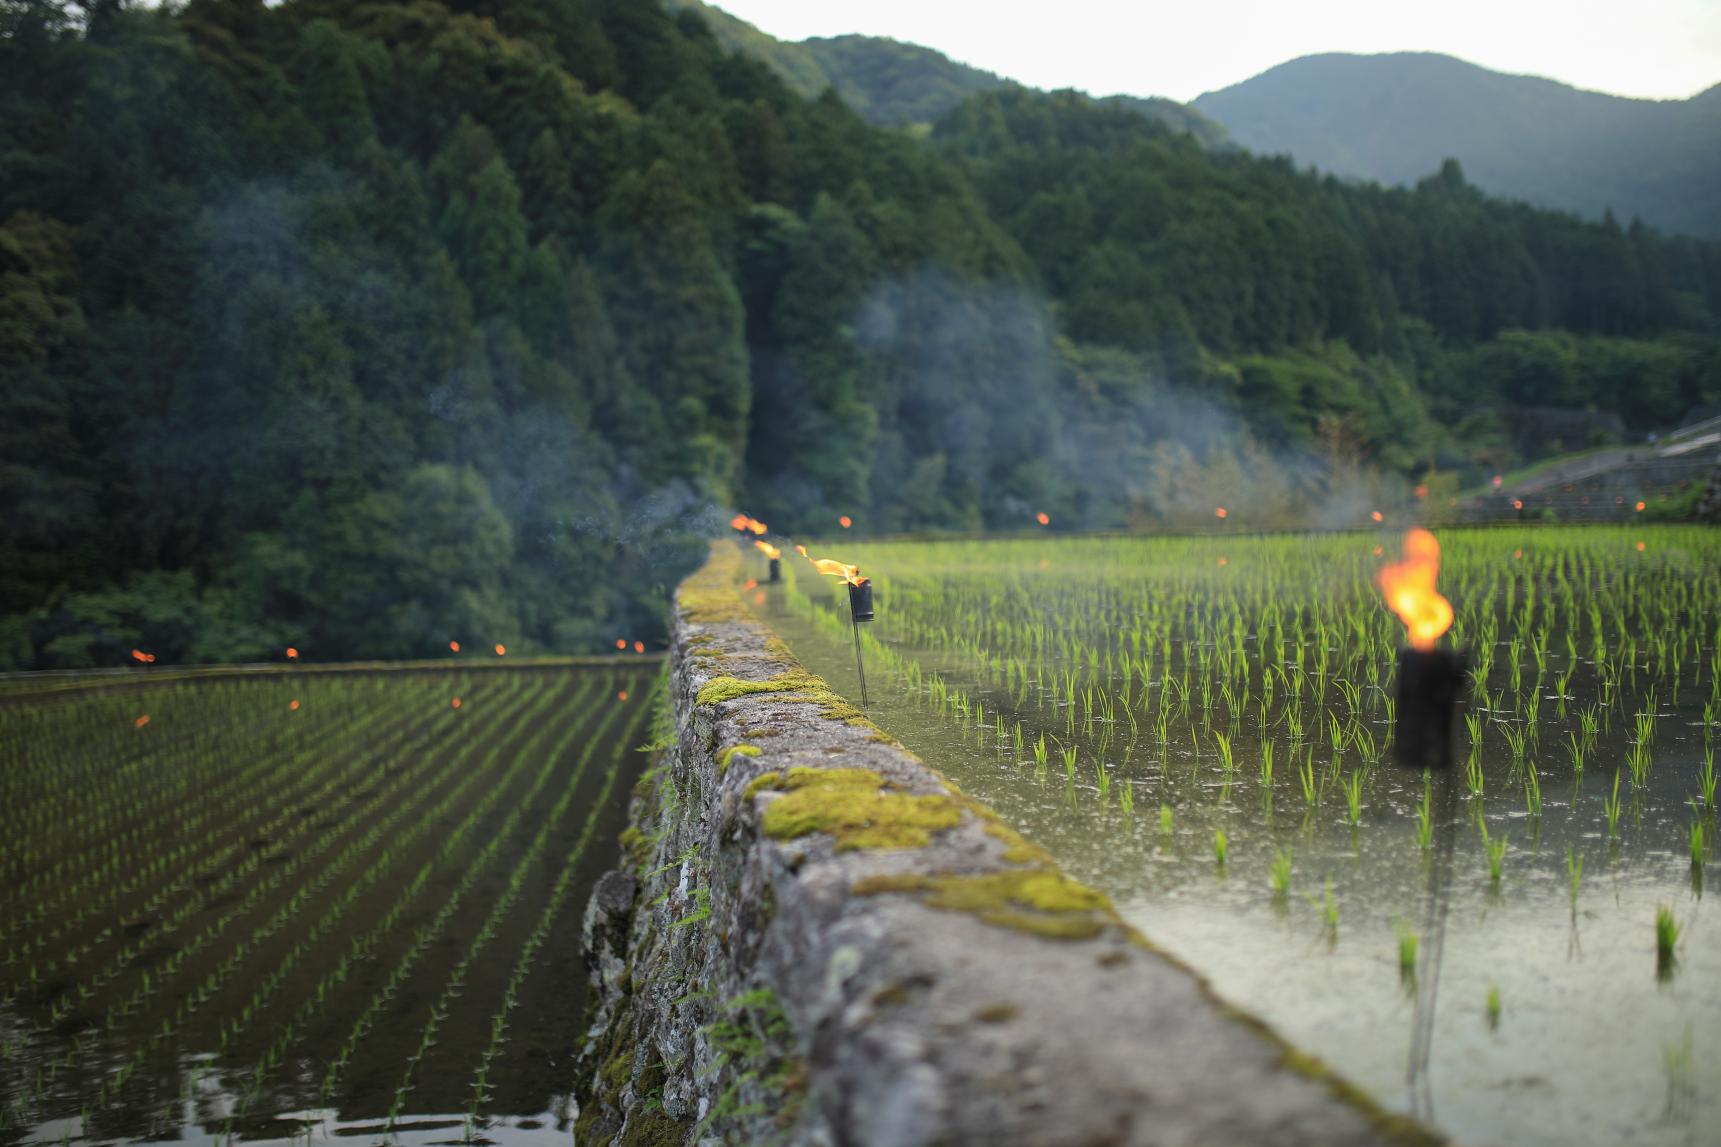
[808,557,864,586]
[286,647,299,660]
[450,641,461,653]
[753,540,781,560]
[1376,528,1453,652]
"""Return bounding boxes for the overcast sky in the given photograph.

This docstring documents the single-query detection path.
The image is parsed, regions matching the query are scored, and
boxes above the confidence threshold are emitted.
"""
[701,0,1721,102]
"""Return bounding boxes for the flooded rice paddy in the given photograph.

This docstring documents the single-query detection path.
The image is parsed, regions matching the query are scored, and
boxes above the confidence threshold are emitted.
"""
[759,526,1719,1147]
[0,663,656,1147]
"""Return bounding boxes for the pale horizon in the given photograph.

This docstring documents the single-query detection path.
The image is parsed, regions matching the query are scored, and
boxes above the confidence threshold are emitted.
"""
[695,0,1721,104]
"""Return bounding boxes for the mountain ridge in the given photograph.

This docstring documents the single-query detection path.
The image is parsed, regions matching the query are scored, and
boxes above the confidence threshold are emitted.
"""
[1192,51,1721,236]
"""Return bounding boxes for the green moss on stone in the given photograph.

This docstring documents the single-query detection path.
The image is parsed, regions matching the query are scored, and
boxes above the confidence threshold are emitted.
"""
[717,743,761,773]
[853,868,1112,941]
[749,767,963,851]
[619,1110,689,1147]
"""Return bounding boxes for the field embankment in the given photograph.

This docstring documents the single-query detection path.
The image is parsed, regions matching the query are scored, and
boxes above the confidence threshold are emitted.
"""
[574,544,1436,1146]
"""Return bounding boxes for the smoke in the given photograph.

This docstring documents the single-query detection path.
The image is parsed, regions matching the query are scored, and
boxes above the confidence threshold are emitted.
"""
[812,267,1406,536]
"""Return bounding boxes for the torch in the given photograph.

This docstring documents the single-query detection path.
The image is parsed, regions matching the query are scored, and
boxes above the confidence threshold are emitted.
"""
[1378,528,1464,1118]
[809,554,873,707]
[754,540,782,583]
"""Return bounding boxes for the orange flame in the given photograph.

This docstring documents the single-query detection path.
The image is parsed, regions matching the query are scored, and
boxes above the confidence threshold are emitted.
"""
[615,638,626,650]
[808,557,864,586]
[451,697,462,709]
[1512,499,1523,510]
[1036,512,1050,526]
[1634,501,1646,512]
[730,513,750,531]
[618,690,629,702]
[1376,528,1453,652]
[135,714,150,729]
[1370,510,1384,523]
[795,545,807,557]
[754,540,781,560]
[1215,507,1228,519]
[744,578,757,590]
[494,644,506,656]
[838,516,852,529]
[633,641,645,653]
[289,699,300,711]
[131,649,148,663]
[450,640,461,653]
[748,520,768,535]
[286,647,299,660]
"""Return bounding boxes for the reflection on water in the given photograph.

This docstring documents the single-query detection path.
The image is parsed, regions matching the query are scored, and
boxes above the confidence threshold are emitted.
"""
[760,585,1719,1147]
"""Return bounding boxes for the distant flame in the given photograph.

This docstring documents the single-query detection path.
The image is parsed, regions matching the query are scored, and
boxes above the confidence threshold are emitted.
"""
[289,699,300,711]
[1370,510,1384,523]
[1377,528,1453,652]
[838,516,852,529]
[1512,499,1523,510]
[450,641,461,653]
[754,540,781,560]
[131,649,148,663]
[1036,512,1050,526]
[451,697,462,709]
[795,545,807,557]
[633,641,644,653]
[1215,507,1227,519]
[1634,501,1646,512]
[135,714,150,729]
[615,639,626,650]
[618,690,629,702]
[748,520,768,535]
[730,514,750,531]
[1491,475,1503,488]
[286,647,299,660]
[494,644,506,656]
[744,578,757,590]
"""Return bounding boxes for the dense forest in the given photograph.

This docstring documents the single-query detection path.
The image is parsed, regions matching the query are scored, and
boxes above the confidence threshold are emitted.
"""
[2,0,1718,669]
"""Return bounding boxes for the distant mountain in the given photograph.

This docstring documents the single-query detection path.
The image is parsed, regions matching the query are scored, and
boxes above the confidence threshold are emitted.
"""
[665,0,1226,143]
[1192,53,1721,238]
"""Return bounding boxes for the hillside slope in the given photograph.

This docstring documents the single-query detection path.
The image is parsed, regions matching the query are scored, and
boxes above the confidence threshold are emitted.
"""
[1193,52,1721,237]
[664,0,1225,141]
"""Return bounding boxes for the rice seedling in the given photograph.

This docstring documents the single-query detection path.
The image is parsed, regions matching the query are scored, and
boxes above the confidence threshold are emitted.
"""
[1269,847,1293,898]
[1690,820,1705,870]
[1298,750,1318,807]
[1655,905,1681,974]
[1485,984,1501,1030]
[1482,823,1508,883]
[1523,764,1543,817]
[1159,805,1174,836]
[1604,771,1625,839]
[1119,779,1135,816]
[1699,746,1716,811]
[1415,778,1434,850]
[1396,920,1418,980]
[1259,740,1275,786]
[1341,770,1364,825]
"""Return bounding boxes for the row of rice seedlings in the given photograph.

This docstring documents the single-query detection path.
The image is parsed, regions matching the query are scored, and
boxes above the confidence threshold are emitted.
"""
[5,675,557,1133]
[0,679,437,963]
[215,677,640,1139]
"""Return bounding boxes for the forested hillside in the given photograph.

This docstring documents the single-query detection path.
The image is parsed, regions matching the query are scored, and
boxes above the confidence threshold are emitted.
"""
[1194,53,1721,239]
[663,0,1226,141]
[2,0,1718,670]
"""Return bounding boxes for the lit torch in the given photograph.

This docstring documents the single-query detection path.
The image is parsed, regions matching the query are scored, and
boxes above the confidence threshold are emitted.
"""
[807,552,873,705]
[1377,527,1465,1113]
[1378,528,1462,770]
[754,539,782,583]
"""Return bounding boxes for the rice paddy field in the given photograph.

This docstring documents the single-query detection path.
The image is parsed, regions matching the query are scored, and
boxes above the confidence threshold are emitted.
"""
[0,662,657,1147]
[761,525,1720,1147]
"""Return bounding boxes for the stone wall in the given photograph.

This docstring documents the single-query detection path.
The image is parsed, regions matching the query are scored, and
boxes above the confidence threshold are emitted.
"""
[574,544,1439,1146]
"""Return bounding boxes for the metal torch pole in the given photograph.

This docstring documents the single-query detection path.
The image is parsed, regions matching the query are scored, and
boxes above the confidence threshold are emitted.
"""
[852,620,869,708]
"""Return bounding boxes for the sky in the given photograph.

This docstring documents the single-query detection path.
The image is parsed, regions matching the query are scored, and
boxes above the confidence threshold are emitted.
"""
[699,0,1721,102]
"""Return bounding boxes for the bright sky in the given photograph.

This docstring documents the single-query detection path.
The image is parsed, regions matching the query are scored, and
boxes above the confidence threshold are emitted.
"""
[703,0,1721,102]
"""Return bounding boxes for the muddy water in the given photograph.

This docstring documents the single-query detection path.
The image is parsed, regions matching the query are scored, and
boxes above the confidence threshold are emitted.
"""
[761,589,1719,1147]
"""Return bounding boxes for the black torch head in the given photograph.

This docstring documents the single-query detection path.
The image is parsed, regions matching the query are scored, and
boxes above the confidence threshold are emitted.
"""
[847,578,874,623]
[769,557,781,583]
[1395,647,1468,771]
